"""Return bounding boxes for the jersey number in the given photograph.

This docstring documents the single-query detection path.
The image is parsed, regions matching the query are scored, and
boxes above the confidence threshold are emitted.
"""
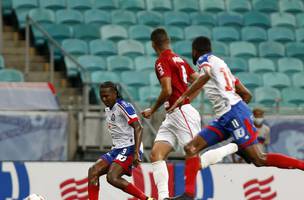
[181,65,188,84]
[116,148,127,162]
[220,68,234,91]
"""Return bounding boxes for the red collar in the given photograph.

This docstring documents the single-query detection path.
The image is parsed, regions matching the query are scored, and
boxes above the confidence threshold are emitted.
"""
[159,49,172,58]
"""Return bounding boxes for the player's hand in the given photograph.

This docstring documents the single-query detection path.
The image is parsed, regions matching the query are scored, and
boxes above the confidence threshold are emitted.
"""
[141,108,152,119]
[133,152,142,167]
[167,96,185,113]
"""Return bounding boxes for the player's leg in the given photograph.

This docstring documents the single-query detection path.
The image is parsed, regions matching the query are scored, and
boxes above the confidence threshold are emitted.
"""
[106,162,151,200]
[150,140,173,200]
[88,159,110,200]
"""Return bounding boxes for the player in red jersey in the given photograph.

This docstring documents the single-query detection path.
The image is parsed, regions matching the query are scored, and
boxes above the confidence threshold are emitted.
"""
[142,28,237,200]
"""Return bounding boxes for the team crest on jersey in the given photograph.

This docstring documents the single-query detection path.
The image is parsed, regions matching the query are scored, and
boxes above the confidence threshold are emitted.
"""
[111,113,115,121]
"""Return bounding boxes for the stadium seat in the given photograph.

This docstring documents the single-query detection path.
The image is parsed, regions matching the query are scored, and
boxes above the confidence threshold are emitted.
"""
[94,0,118,10]
[129,25,152,42]
[185,26,211,40]
[55,9,83,26]
[166,26,184,41]
[164,11,190,27]
[0,69,24,82]
[292,73,304,88]
[107,56,133,71]
[64,56,79,77]
[119,0,145,11]
[227,0,251,13]
[3,0,13,16]
[282,87,304,105]
[296,28,304,42]
[263,72,291,89]
[122,86,140,101]
[0,55,5,69]
[268,27,295,43]
[147,0,172,11]
[174,40,192,57]
[121,71,150,87]
[139,86,161,102]
[254,87,281,106]
[150,72,158,86]
[241,27,267,42]
[286,42,304,58]
[135,56,156,72]
[217,12,243,27]
[190,12,216,27]
[235,72,262,90]
[224,57,248,73]
[12,0,38,29]
[173,0,199,12]
[200,0,225,12]
[145,41,156,56]
[259,42,285,58]
[89,39,117,56]
[243,11,271,28]
[40,0,65,11]
[280,0,304,14]
[249,58,276,73]
[137,11,163,26]
[278,58,303,75]
[296,13,304,27]
[117,40,145,58]
[112,10,136,26]
[62,39,88,56]
[271,12,296,29]
[90,71,120,85]
[78,55,106,72]
[84,9,111,26]
[67,0,92,12]
[230,42,257,58]
[29,8,55,46]
[73,24,99,41]
[212,41,229,57]
[101,25,128,41]
[44,24,72,43]
[252,0,278,13]
[213,27,240,42]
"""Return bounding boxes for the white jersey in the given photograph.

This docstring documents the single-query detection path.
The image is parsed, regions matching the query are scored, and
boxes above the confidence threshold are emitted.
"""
[105,99,139,149]
[197,53,242,117]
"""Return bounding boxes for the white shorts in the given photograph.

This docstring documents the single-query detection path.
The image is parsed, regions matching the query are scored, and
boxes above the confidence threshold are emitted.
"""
[155,104,201,148]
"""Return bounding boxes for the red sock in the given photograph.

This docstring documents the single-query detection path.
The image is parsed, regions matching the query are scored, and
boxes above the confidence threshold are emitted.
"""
[266,153,304,170]
[88,184,99,200]
[123,183,147,200]
[184,156,201,197]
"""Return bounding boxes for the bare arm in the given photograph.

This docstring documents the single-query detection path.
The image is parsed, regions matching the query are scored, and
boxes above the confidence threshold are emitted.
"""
[150,77,172,113]
[130,120,143,166]
[188,72,202,102]
[235,81,252,104]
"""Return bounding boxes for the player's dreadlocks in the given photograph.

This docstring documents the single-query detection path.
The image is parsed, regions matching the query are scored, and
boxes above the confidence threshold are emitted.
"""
[100,81,123,99]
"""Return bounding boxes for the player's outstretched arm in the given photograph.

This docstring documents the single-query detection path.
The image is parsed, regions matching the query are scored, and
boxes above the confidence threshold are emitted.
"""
[130,120,143,167]
[142,77,172,118]
[235,80,252,104]
[188,72,202,102]
[168,73,210,112]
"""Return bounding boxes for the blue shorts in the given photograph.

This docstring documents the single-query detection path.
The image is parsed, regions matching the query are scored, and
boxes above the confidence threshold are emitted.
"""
[101,145,142,176]
[199,101,258,149]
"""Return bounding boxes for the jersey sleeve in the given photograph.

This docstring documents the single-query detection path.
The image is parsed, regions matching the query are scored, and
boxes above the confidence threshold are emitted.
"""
[117,101,139,124]
[155,59,171,79]
[197,56,213,76]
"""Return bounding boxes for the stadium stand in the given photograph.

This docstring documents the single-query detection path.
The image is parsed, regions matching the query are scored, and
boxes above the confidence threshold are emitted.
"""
[3,0,304,113]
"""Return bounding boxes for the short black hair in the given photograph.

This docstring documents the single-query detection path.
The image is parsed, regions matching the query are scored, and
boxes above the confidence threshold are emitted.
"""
[192,36,212,54]
[150,28,170,47]
[100,81,122,99]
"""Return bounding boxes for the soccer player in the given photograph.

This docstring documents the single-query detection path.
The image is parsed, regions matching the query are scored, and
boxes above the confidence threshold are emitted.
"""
[169,36,304,200]
[88,82,154,200]
[142,28,237,200]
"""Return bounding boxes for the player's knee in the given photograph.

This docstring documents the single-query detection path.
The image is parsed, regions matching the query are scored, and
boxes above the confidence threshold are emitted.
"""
[252,154,267,167]
[184,144,196,156]
[106,172,117,186]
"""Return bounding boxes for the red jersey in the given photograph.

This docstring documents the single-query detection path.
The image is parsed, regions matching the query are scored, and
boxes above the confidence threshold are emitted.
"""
[155,49,195,109]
